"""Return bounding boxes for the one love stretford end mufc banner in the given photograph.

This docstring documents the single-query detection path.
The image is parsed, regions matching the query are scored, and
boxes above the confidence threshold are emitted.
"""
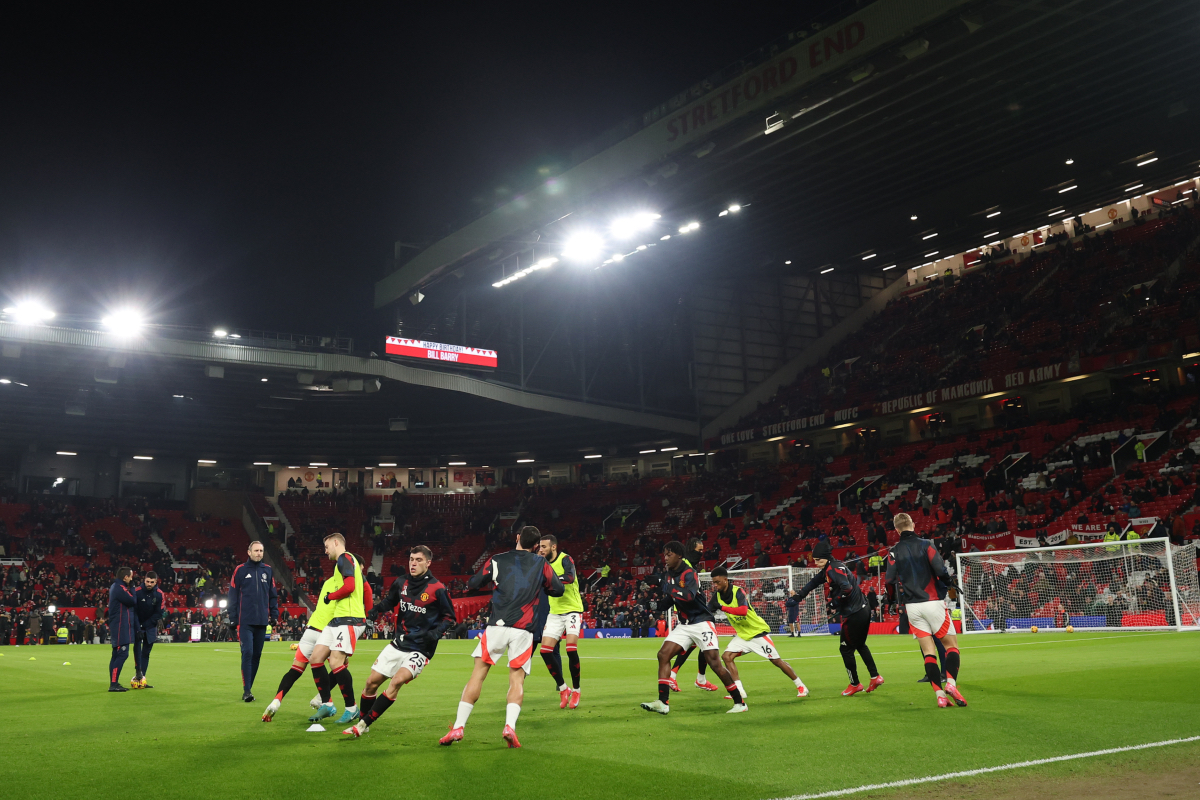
[385,337,498,368]
[716,360,1080,448]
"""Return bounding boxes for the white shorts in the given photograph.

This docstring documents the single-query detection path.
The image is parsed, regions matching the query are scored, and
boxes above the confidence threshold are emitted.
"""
[543,612,583,641]
[724,634,780,660]
[472,626,536,674]
[906,600,953,639]
[317,624,366,654]
[666,621,719,652]
[297,627,321,661]
[371,643,428,680]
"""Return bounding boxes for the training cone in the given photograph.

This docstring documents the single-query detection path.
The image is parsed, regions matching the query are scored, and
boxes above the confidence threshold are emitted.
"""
[63,662,71,666]
[306,724,326,732]
[29,656,36,660]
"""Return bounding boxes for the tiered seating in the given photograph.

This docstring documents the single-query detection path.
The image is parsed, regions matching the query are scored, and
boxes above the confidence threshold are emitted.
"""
[725,207,1200,437]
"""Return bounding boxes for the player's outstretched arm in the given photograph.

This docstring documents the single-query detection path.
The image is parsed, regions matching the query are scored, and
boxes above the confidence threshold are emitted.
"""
[720,587,749,616]
[467,559,493,592]
[543,561,565,597]
[795,567,827,602]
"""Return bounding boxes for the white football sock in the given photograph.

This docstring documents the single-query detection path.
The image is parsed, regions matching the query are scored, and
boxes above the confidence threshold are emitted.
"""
[345,705,357,713]
[670,670,678,681]
[697,673,706,684]
[735,680,745,696]
[454,701,474,729]
[558,683,568,692]
[505,702,521,728]
[793,677,805,688]
[946,674,957,688]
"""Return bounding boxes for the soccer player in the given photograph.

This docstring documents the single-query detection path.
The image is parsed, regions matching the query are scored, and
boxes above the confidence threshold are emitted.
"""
[261,571,372,722]
[440,525,563,748]
[306,534,368,723]
[537,533,583,709]
[343,545,456,737]
[641,541,746,715]
[708,566,807,700]
[107,567,137,692]
[666,537,720,692]
[795,541,883,696]
[132,571,165,688]
[227,540,279,702]
[885,513,967,708]
[785,589,801,637]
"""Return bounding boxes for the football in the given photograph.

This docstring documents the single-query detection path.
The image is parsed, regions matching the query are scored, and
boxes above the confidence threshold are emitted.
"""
[1030,625,1039,633]
[289,643,299,651]
[1066,625,1075,633]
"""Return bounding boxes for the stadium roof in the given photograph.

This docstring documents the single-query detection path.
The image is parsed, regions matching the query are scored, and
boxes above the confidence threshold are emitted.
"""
[375,0,1200,306]
[0,324,694,466]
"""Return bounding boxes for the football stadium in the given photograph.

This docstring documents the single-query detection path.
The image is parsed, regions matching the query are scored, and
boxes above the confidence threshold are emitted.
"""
[3,2,1200,798]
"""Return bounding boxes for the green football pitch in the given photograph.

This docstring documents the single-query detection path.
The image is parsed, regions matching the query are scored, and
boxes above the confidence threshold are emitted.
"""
[3,631,1197,800]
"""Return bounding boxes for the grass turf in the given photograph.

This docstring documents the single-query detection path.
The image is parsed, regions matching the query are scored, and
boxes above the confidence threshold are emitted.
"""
[1,630,1197,800]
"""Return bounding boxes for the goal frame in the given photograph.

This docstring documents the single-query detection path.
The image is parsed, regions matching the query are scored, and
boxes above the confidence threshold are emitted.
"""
[955,537,1197,634]
[666,565,832,635]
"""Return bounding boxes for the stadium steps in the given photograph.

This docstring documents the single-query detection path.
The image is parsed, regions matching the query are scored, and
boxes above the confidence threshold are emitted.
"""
[267,497,296,560]
[371,550,383,576]
[149,532,173,557]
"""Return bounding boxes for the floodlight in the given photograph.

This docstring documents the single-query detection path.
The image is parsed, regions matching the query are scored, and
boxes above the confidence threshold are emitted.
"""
[5,301,55,325]
[610,212,660,239]
[101,308,145,337]
[516,458,534,463]
[218,599,227,609]
[48,605,56,613]
[213,329,228,338]
[561,230,605,262]
[205,599,214,609]
[727,204,741,213]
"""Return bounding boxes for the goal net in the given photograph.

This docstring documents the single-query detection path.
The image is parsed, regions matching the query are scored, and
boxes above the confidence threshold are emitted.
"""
[956,538,1199,633]
[668,565,831,635]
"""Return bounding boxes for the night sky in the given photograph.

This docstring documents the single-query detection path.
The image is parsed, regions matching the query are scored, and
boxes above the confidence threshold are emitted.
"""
[0,3,835,345]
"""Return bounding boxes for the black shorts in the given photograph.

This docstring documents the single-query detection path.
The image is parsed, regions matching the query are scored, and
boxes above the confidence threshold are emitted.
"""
[839,608,872,648]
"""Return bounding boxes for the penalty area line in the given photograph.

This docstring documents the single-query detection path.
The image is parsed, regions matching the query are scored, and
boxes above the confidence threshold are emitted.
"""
[768,735,1200,800]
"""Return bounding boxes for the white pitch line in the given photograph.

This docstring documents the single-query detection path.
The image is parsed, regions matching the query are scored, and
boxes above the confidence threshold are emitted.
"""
[214,630,1187,663]
[769,735,1200,800]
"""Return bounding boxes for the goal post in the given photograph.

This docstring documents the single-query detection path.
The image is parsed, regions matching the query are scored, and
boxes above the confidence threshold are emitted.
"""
[667,565,831,635]
[956,538,1199,633]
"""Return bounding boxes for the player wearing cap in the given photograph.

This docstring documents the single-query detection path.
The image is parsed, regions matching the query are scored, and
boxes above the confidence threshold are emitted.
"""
[885,513,967,708]
[537,534,584,709]
[641,541,746,715]
[796,540,883,696]
[708,566,807,701]
[343,545,456,738]
[440,526,564,748]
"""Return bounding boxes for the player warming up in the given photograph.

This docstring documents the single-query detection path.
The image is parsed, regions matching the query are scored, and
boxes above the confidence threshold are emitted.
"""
[885,513,967,708]
[666,537,720,692]
[343,545,455,738]
[306,534,369,724]
[441,525,563,748]
[796,541,883,696]
[641,541,746,715]
[262,572,371,721]
[708,566,807,700]
[537,533,584,709]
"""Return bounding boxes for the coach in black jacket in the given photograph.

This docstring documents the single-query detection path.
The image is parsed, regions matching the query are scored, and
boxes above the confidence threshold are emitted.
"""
[227,541,278,702]
[133,572,166,687]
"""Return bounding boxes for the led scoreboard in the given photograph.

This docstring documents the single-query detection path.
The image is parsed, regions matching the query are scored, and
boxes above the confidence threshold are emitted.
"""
[384,337,498,368]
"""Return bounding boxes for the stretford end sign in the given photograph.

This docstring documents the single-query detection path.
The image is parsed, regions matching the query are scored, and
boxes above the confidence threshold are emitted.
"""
[385,337,498,368]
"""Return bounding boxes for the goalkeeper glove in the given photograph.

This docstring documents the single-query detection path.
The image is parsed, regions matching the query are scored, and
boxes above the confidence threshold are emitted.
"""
[323,593,331,604]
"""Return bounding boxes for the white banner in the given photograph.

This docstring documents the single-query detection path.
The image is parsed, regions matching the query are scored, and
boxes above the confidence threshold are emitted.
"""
[1045,530,1068,545]
[1014,534,1039,548]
